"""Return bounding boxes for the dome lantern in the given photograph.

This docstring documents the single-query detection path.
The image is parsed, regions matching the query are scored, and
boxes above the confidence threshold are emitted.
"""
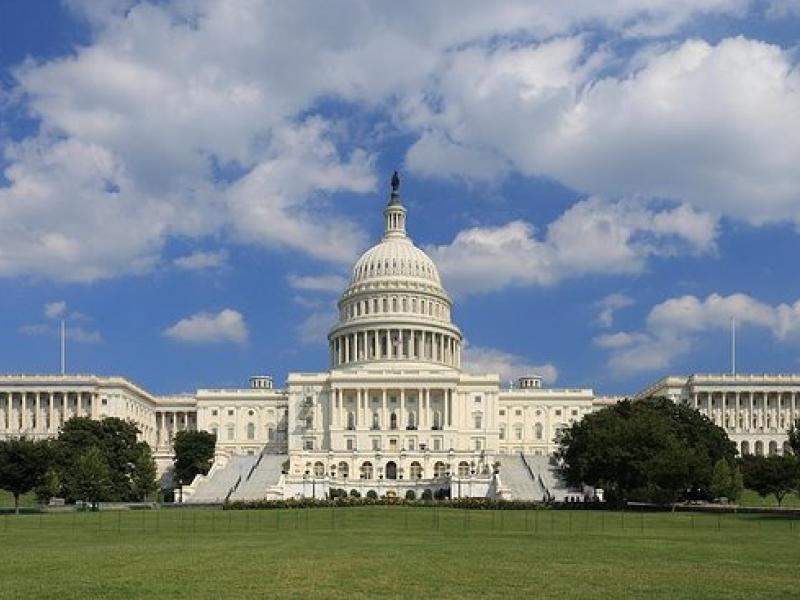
[384,171,407,239]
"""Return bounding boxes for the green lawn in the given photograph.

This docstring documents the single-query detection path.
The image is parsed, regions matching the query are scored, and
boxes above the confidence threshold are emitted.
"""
[0,490,36,509]
[739,488,800,507]
[0,507,798,599]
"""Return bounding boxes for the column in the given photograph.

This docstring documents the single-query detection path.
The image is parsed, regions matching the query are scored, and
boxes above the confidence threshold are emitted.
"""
[381,388,387,430]
[34,393,41,432]
[399,389,405,431]
[6,393,12,432]
[735,392,740,432]
[387,329,393,359]
[344,335,350,364]
[48,393,54,433]
[444,389,450,429]
[20,393,28,432]
[409,329,416,359]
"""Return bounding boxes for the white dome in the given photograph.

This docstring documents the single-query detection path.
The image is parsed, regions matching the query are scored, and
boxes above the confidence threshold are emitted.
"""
[350,237,441,287]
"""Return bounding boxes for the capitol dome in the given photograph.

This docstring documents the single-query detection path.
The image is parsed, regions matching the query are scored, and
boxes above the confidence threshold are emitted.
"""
[328,173,462,371]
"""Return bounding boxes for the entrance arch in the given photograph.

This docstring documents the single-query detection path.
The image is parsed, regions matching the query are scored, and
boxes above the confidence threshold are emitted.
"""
[385,461,398,480]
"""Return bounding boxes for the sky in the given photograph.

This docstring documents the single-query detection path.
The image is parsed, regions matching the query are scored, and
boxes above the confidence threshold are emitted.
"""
[1,1,800,396]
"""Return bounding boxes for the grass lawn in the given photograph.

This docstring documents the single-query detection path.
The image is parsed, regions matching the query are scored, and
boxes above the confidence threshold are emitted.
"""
[739,488,800,507]
[0,490,36,509]
[0,507,798,599]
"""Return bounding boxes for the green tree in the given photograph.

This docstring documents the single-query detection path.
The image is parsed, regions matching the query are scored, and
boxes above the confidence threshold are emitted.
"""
[710,459,743,501]
[68,446,113,507]
[35,468,62,505]
[0,438,51,514]
[788,419,800,455]
[55,417,155,503]
[740,454,800,506]
[173,430,217,487]
[559,397,736,506]
[130,442,158,501]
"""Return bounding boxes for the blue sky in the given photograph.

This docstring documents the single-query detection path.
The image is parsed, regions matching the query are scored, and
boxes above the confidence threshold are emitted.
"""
[2,1,800,395]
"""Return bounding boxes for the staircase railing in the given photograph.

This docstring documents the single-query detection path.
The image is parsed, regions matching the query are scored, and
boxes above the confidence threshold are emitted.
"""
[225,475,243,503]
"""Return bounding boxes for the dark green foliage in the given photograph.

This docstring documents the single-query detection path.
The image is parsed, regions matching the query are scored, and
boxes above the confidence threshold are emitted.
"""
[35,468,62,505]
[740,454,800,506]
[366,490,378,499]
[0,438,51,514]
[173,430,217,487]
[559,397,736,505]
[788,419,800,455]
[405,490,416,500]
[224,497,549,510]
[54,417,157,503]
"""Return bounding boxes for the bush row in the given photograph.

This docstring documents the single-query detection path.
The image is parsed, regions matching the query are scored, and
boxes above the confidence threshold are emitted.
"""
[224,496,550,511]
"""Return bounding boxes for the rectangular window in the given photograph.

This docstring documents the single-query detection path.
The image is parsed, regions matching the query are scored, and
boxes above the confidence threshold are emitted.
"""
[303,439,314,450]
[346,438,354,450]
[407,438,416,450]
[499,409,506,416]
[372,438,380,451]
[515,409,522,416]
[389,439,397,451]
[474,438,483,450]
[474,396,482,403]
[555,409,562,416]
[433,438,441,451]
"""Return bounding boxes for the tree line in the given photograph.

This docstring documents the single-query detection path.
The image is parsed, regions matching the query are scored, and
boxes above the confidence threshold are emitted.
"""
[559,397,800,507]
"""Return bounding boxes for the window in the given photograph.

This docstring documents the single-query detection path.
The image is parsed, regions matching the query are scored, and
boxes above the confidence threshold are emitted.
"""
[473,413,482,429]
[226,426,234,441]
[246,422,255,440]
[372,438,380,451]
[390,412,398,430]
[347,412,355,430]
[313,462,325,477]
[227,409,234,416]
[407,411,416,429]
[410,461,423,479]
[211,409,218,416]
[535,423,543,440]
[514,425,523,441]
[515,409,522,416]
[499,409,506,416]
[458,461,470,477]
[433,461,447,477]
[555,409,562,416]
[306,417,313,429]
[346,438,354,450]
[433,438,441,451]
[474,396,482,403]
[389,438,398,451]
[571,409,578,416]
[499,426,505,440]
[303,439,314,450]
[361,461,373,479]
[101,398,108,406]
[474,439,482,450]
[407,438,415,451]
[372,412,380,430]
[338,462,350,478]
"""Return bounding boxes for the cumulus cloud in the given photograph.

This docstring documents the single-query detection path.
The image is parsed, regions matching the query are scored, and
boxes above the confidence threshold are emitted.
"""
[173,250,228,271]
[287,274,348,294]
[404,36,800,227]
[462,343,558,383]
[0,2,776,283]
[600,292,800,374]
[163,309,248,345]
[429,197,717,296]
[595,293,634,328]
[296,309,337,345]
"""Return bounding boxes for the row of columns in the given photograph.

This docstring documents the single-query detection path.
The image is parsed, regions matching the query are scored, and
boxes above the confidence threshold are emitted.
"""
[156,411,196,449]
[693,391,800,433]
[0,391,96,434]
[330,328,461,368]
[329,387,453,431]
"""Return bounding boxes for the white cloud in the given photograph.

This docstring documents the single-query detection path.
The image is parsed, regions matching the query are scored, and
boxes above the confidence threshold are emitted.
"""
[163,309,248,345]
[404,36,800,227]
[600,292,800,374]
[429,197,717,296]
[18,323,102,344]
[18,324,50,336]
[287,274,348,294]
[595,293,634,328]
[296,309,337,345]
[44,301,67,319]
[173,250,228,271]
[0,2,767,282]
[462,343,558,383]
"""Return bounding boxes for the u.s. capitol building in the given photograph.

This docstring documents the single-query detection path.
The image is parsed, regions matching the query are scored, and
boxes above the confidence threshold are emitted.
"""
[1,175,797,502]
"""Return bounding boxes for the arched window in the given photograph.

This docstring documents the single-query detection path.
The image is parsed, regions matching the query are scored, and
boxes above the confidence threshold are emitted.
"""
[457,461,470,477]
[246,422,255,440]
[361,461,373,479]
[534,423,543,440]
[226,425,235,441]
[433,461,447,478]
[267,426,275,441]
[390,412,398,430]
[769,441,778,456]
[347,412,355,430]
[409,461,423,479]
[740,440,750,455]
[755,440,764,456]
[313,461,325,477]
[306,416,313,430]
[382,298,388,312]
[392,298,398,312]
[338,461,349,478]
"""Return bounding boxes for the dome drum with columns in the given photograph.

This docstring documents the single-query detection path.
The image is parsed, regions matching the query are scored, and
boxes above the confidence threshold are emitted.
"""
[328,173,463,370]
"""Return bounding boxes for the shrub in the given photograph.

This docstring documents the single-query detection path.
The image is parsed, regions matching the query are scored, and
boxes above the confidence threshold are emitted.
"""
[405,490,416,500]
[366,490,378,499]
[349,489,360,498]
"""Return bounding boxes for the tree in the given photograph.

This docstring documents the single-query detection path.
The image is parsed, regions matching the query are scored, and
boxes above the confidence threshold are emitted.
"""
[55,417,155,503]
[740,454,800,506]
[710,459,743,501]
[68,446,113,507]
[0,438,52,514]
[788,419,800,455]
[173,430,217,487]
[559,397,737,506]
[35,468,62,505]
[130,443,158,501]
